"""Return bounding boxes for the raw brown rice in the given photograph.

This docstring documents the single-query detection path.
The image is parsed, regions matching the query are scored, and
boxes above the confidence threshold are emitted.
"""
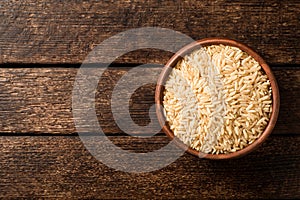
[163,44,272,154]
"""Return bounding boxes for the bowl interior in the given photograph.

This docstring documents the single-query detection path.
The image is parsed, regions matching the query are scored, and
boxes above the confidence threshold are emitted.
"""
[155,38,280,159]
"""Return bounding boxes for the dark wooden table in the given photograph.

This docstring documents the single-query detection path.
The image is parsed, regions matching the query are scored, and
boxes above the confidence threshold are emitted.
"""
[0,1,299,199]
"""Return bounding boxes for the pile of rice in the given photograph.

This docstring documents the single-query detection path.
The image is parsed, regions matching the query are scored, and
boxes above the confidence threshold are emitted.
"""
[163,44,272,154]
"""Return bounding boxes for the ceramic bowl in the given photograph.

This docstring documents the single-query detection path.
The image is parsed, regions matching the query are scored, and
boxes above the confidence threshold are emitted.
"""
[155,38,280,159]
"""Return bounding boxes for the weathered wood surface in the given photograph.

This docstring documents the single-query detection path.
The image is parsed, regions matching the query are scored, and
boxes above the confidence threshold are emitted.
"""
[0,0,299,64]
[0,67,298,134]
[0,136,298,199]
[0,1,299,199]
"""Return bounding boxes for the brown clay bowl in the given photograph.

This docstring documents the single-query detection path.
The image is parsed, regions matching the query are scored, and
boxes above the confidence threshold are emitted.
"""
[155,38,280,159]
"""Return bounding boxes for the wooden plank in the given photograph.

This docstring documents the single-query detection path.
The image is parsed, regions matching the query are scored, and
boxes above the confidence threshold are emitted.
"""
[0,135,298,199]
[0,0,299,64]
[0,67,298,134]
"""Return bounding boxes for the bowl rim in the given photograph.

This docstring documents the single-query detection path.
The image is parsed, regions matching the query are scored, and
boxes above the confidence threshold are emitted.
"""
[155,38,280,159]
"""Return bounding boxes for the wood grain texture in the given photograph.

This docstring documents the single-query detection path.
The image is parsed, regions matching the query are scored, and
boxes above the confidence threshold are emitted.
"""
[0,135,298,199]
[0,0,299,64]
[0,67,298,134]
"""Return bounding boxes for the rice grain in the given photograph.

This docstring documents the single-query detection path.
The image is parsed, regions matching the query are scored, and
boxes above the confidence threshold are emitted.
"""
[163,45,272,154]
